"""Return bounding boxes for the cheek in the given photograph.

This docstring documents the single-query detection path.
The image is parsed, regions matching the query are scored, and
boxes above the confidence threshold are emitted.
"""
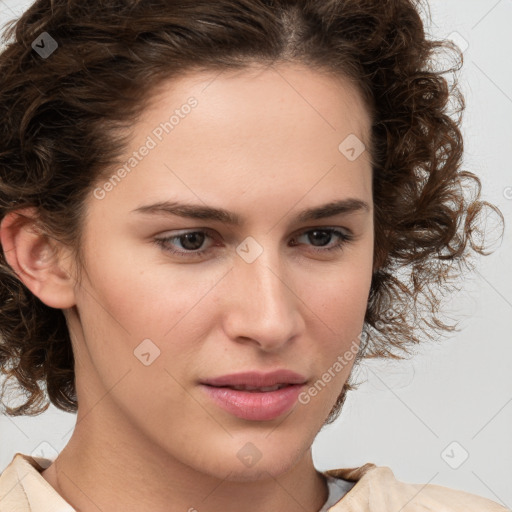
[80,239,200,337]
[303,247,372,387]
[73,253,206,413]
[75,246,224,395]
[312,255,373,331]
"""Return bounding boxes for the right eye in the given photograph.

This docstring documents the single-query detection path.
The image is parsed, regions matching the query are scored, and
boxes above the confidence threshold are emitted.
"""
[153,229,218,258]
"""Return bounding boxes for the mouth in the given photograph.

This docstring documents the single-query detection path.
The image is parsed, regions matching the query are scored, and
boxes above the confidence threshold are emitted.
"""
[200,369,308,389]
[205,383,292,392]
[199,371,307,421]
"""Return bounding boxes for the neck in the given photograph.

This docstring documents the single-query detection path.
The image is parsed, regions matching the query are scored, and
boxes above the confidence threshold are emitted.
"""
[41,406,328,512]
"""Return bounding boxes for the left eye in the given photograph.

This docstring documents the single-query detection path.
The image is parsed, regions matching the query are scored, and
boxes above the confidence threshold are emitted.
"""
[153,228,353,258]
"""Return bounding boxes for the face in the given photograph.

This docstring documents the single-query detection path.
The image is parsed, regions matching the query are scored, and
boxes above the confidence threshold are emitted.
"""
[66,63,374,480]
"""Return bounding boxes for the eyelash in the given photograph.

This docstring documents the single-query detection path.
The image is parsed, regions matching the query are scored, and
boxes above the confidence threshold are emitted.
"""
[153,228,354,259]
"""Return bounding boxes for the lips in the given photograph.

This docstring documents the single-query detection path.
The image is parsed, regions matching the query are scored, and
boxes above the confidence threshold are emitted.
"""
[199,370,308,420]
[201,372,305,421]
[225,384,288,392]
[200,369,307,389]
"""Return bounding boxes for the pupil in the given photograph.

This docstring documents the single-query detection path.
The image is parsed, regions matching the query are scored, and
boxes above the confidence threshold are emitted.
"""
[181,232,205,250]
[310,230,330,247]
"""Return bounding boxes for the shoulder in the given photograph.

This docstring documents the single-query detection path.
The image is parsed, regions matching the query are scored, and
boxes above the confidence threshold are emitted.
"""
[0,452,33,511]
[0,452,74,511]
[323,464,510,512]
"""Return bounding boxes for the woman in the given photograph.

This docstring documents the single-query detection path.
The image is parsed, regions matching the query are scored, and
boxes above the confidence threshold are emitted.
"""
[0,0,506,510]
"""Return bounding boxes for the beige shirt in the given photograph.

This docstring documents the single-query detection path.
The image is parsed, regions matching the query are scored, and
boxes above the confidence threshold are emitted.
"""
[0,452,508,511]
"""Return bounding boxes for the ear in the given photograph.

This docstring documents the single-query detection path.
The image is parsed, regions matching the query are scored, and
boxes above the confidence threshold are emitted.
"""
[0,207,76,309]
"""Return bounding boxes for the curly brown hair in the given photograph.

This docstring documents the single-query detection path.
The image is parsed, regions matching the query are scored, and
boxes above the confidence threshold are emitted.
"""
[0,0,503,420]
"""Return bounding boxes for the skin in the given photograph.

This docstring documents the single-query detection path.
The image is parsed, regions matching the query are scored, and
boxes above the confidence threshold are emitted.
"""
[1,63,374,512]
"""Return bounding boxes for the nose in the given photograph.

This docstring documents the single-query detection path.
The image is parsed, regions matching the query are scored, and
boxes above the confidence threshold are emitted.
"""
[221,246,304,352]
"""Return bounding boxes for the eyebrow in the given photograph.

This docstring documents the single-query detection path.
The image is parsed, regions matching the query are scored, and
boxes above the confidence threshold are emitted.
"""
[131,198,370,225]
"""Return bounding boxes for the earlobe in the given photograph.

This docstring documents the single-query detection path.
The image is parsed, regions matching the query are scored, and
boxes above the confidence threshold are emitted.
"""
[0,208,76,309]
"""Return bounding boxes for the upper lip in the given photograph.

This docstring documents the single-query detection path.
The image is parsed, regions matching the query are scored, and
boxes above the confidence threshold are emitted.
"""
[201,370,307,388]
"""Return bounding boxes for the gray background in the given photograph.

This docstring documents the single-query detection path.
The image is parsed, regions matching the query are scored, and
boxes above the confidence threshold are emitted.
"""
[1,0,511,507]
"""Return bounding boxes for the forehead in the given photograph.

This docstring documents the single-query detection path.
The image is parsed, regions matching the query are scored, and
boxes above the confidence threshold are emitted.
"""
[91,63,373,222]
[145,62,372,145]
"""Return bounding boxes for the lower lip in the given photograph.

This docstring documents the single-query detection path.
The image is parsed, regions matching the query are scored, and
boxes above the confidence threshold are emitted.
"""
[200,384,305,421]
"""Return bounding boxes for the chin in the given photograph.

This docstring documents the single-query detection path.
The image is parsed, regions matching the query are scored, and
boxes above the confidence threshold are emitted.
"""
[207,435,311,481]
[219,458,298,482]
